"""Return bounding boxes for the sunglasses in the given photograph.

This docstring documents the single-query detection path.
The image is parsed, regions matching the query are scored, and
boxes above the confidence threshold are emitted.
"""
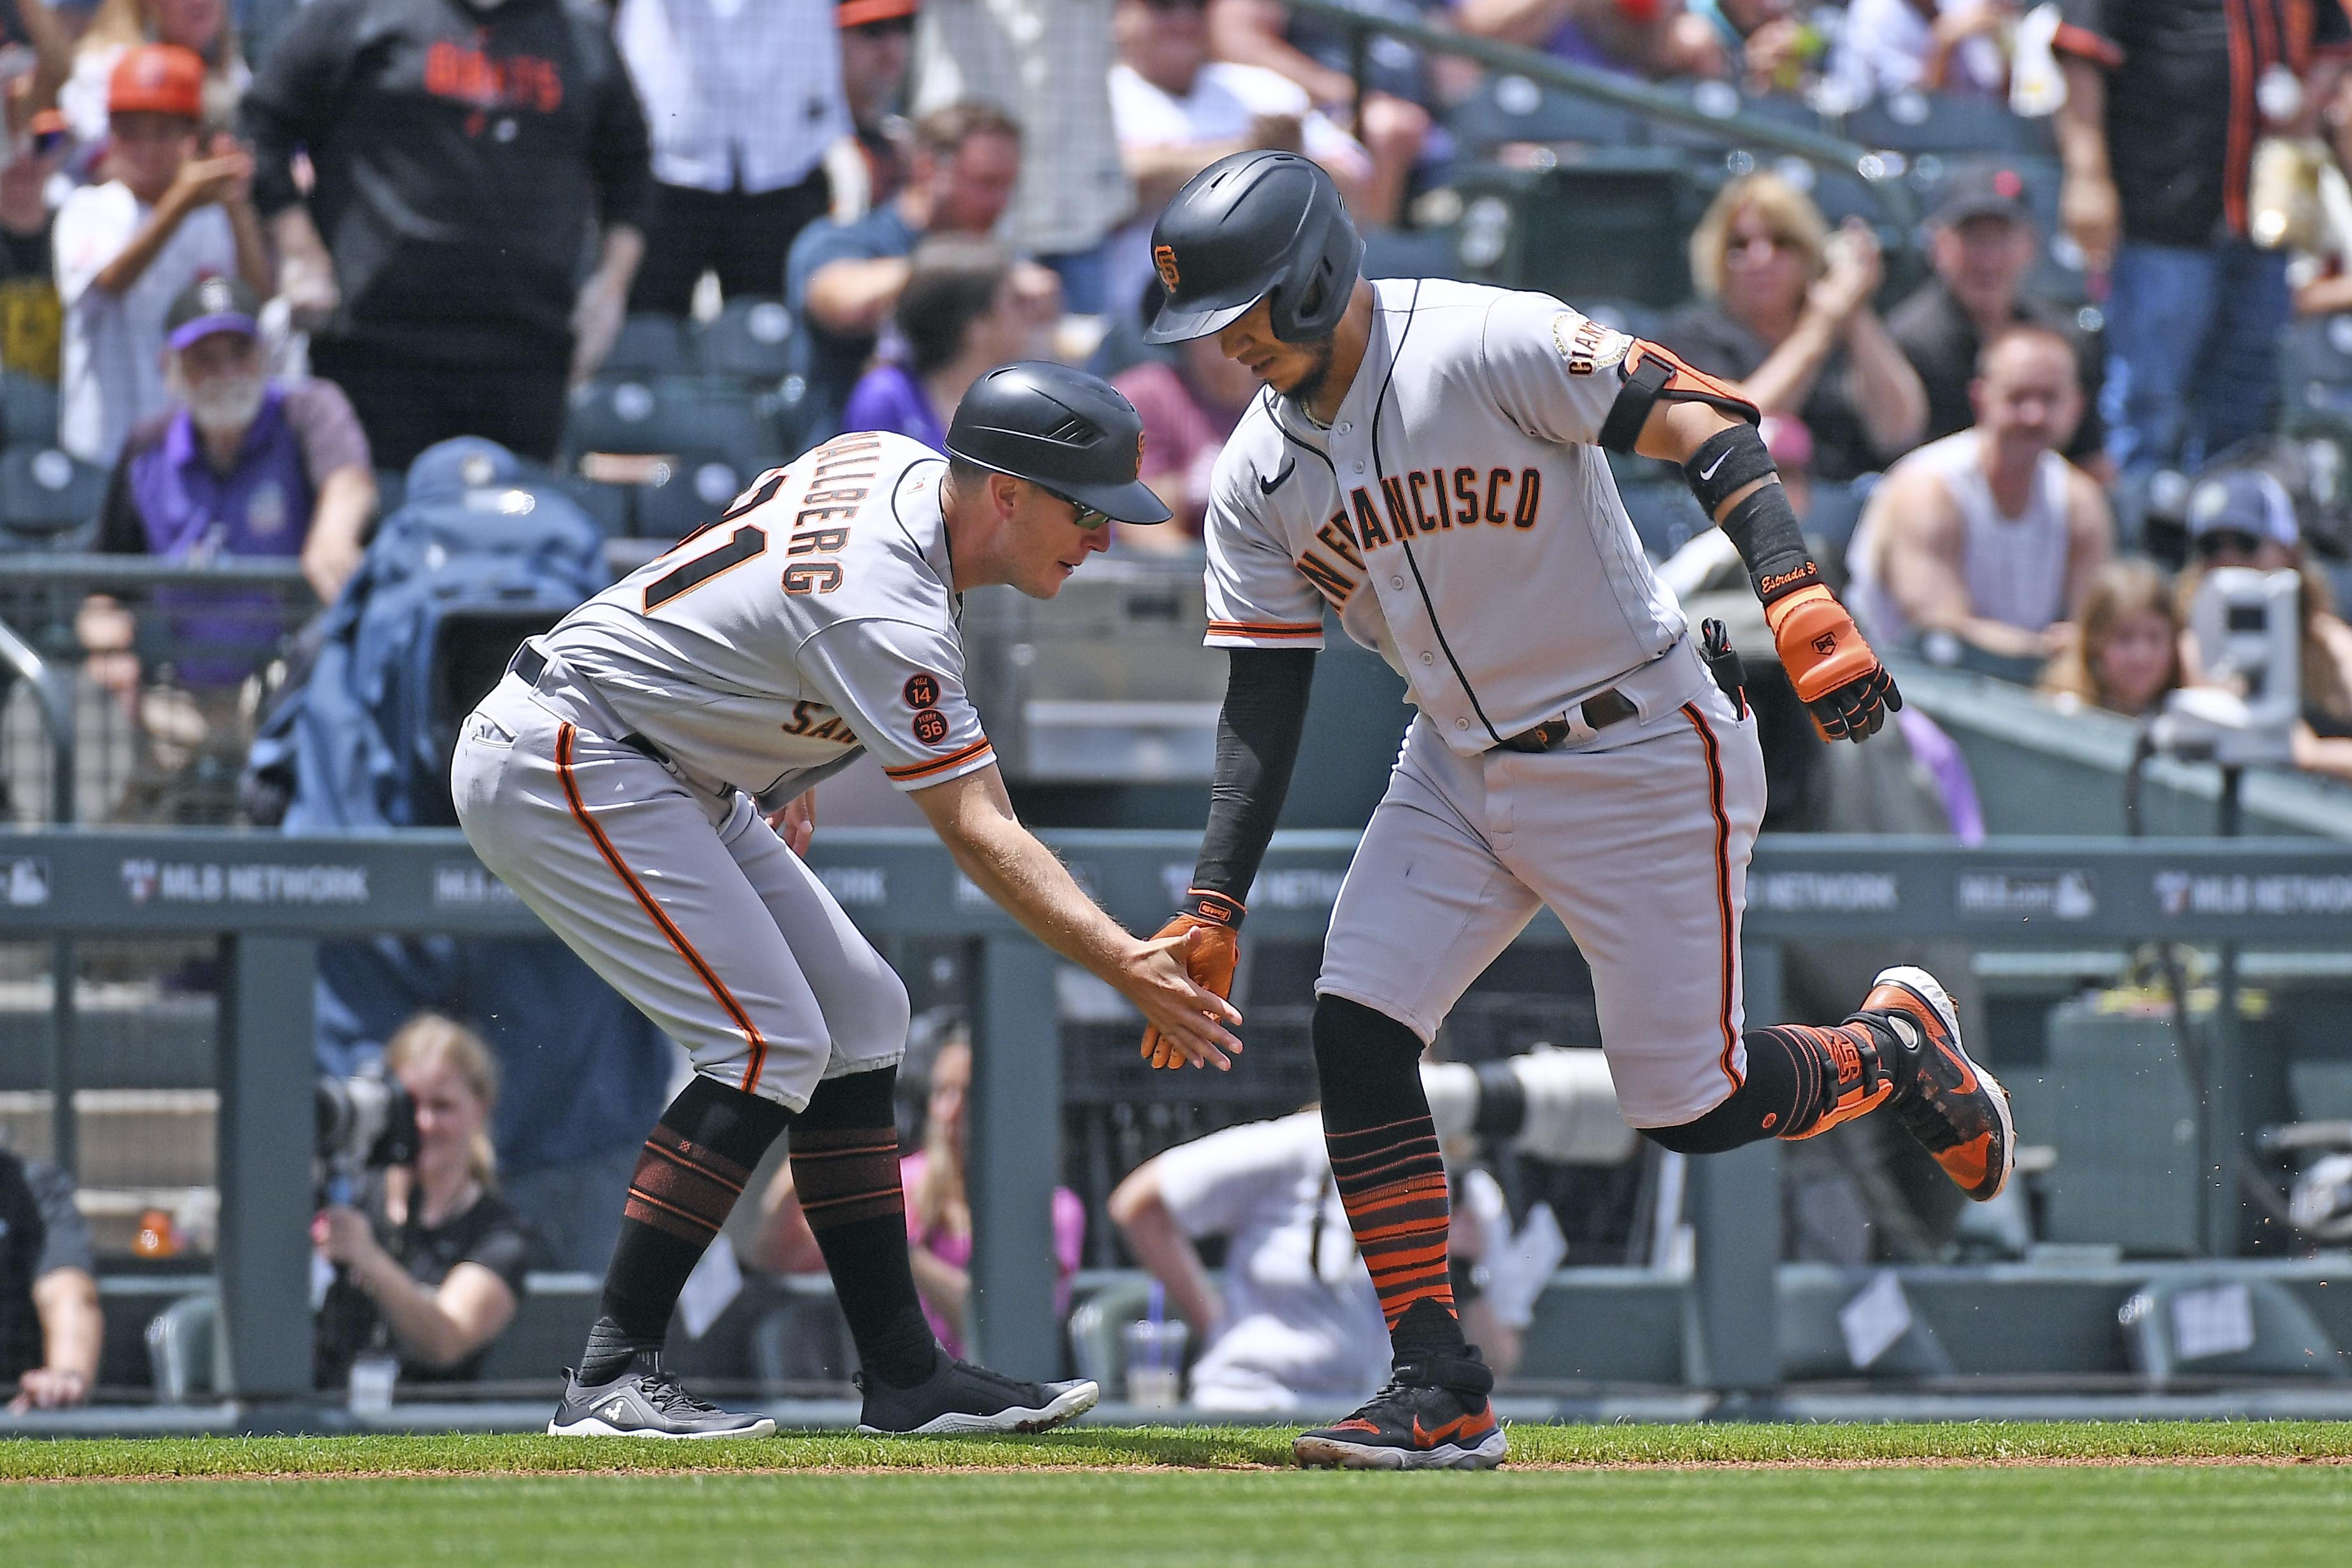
[2195,528,2264,559]
[1043,487,1110,532]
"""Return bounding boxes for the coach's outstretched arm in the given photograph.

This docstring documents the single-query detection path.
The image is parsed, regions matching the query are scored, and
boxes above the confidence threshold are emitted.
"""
[1138,645,1317,1069]
[1616,348,1901,746]
[912,762,1246,1069]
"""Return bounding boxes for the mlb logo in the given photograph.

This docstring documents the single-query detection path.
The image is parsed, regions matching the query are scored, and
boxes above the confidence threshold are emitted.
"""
[122,859,159,904]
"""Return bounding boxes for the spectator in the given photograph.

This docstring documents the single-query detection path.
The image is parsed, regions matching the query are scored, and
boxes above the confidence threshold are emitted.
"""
[910,0,1130,311]
[2055,1,2344,481]
[93,276,373,602]
[61,0,245,146]
[53,43,266,465]
[1832,0,2014,104]
[314,1013,536,1389]
[824,0,918,224]
[1109,0,1378,316]
[0,1144,100,1413]
[1660,172,1927,482]
[787,102,1053,440]
[1207,1,1441,208]
[241,0,653,471]
[1847,323,2113,662]
[751,1023,1084,1360]
[1453,0,1728,82]
[1888,160,2107,471]
[0,110,71,381]
[2175,467,2352,781]
[2,2,75,127]
[1112,322,1258,541]
[1107,1105,1519,1411]
[2039,557,2182,717]
[1690,0,1832,96]
[614,0,842,317]
[840,236,1032,448]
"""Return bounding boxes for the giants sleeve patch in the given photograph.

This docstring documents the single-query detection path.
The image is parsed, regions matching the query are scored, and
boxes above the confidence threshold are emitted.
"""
[1552,313,1631,377]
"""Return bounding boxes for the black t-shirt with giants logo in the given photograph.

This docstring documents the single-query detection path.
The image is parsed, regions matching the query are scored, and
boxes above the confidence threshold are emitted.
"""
[241,0,655,368]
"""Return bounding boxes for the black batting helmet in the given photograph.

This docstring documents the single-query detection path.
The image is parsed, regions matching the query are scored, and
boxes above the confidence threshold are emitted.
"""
[1143,150,1363,346]
[945,361,1171,524]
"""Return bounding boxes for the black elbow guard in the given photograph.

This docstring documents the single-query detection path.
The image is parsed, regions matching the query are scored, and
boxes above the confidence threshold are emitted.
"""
[1682,425,1777,515]
[1597,341,1762,452]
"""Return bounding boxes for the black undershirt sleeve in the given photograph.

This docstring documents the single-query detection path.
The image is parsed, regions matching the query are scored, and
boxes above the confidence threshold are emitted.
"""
[1191,647,1317,907]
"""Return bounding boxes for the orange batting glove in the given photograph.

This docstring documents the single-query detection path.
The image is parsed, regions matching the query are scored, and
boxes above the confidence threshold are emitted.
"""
[1764,584,1902,743]
[1139,890,1243,1070]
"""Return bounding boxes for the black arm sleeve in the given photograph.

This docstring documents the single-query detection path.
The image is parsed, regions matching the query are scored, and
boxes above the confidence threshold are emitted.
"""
[1190,647,1316,909]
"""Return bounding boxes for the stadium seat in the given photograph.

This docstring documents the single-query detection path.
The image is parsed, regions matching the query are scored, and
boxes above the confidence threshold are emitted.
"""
[695,295,797,382]
[602,312,694,379]
[1446,73,1644,152]
[2280,315,2352,432]
[0,443,106,545]
[549,471,634,536]
[633,452,757,539]
[0,372,59,449]
[1066,1277,1153,1394]
[1616,479,1711,560]
[1777,1265,1958,1380]
[563,373,778,469]
[1362,226,1462,283]
[2120,1276,2346,1383]
[145,1290,218,1402]
[1844,90,2055,159]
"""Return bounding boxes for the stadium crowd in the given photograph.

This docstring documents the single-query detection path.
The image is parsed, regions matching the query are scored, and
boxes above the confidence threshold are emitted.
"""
[7,0,2352,1408]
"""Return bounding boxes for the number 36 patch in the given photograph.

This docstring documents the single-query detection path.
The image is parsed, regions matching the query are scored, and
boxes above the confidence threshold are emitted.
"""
[912,709,950,745]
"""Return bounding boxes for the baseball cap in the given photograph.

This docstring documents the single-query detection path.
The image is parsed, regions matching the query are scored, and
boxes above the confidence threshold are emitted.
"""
[2186,469,2300,550]
[108,44,206,120]
[838,0,918,25]
[1930,162,2031,229]
[166,276,259,352]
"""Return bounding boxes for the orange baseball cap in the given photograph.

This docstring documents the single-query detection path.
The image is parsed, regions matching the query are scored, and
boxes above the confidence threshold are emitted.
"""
[839,0,918,26]
[108,44,206,121]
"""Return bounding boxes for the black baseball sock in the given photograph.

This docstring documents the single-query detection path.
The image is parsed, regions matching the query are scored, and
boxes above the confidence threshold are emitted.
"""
[578,1073,789,1385]
[1312,995,1467,1365]
[1639,1021,1891,1155]
[788,1066,939,1390]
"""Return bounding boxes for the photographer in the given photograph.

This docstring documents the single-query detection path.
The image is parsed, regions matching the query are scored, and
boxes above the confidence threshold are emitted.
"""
[314,1014,535,1390]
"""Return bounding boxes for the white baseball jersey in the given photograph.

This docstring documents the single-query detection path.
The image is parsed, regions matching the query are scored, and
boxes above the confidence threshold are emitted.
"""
[544,431,996,806]
[1203,276,1701,752]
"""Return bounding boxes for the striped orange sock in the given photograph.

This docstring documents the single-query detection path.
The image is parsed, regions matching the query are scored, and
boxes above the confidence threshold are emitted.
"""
[1327,1115,1458,1337]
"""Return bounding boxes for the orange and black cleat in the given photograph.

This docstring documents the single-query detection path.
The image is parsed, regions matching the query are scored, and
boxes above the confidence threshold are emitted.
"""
[1858,965,2014,1202]
[1293,1349,1507,1471]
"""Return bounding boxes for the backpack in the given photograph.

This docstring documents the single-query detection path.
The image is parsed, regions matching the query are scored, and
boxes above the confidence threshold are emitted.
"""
[248,439,610,830]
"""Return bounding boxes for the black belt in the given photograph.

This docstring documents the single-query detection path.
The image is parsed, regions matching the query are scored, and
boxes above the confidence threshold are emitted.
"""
[1493,687,1638,753]
[508,645,671,766]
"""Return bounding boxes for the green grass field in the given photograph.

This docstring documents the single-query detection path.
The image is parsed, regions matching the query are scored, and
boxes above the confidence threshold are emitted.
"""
[4,1423,2348,1568]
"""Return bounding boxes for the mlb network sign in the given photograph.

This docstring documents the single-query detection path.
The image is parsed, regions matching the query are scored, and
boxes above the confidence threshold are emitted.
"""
[120,859,370,907]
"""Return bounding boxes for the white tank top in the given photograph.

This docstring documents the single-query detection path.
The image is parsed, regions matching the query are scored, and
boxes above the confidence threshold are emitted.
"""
[1853,429,2071,645]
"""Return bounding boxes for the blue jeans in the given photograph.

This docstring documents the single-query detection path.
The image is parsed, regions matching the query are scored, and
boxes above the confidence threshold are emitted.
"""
[2103,238,2291,481]
[1040,241,1113,316]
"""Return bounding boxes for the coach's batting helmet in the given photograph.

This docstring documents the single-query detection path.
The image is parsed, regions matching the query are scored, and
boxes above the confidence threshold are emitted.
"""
[1143,150,1364,346]
[945,361,1172,524]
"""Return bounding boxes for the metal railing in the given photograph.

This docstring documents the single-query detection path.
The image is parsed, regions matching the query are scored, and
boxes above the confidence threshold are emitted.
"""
[6,827,2352,1402]
[1286,0,1920,229]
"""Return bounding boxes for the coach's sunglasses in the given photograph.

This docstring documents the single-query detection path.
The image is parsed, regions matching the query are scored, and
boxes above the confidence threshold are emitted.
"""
[1043,486,1111,532]
[2194,528,2265,560]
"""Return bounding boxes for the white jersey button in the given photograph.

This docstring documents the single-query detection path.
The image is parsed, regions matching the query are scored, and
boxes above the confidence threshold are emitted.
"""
[1390,576,1404,588]
[1337,422,1352,434]
[1420,652,1434,665]
[1455,718,1470,731]
[1354,461,1365,473]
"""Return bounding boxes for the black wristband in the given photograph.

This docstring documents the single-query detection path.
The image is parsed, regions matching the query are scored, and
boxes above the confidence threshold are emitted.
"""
[1181,888,1246,930]
[1718,479,1818,606]
[1681,424,1777,517]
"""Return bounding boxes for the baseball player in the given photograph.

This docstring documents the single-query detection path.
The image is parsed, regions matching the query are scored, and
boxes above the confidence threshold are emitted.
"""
[1136,152,2015,1470]
[453,363,1243,1438]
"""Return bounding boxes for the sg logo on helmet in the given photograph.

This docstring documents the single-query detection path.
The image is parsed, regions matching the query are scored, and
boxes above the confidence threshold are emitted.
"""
[1153,244,1181,293]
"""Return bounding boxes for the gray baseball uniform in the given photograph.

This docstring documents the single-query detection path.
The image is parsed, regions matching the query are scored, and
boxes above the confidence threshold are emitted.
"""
[453,431,995,1109]
[1204,277,1769,1127]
